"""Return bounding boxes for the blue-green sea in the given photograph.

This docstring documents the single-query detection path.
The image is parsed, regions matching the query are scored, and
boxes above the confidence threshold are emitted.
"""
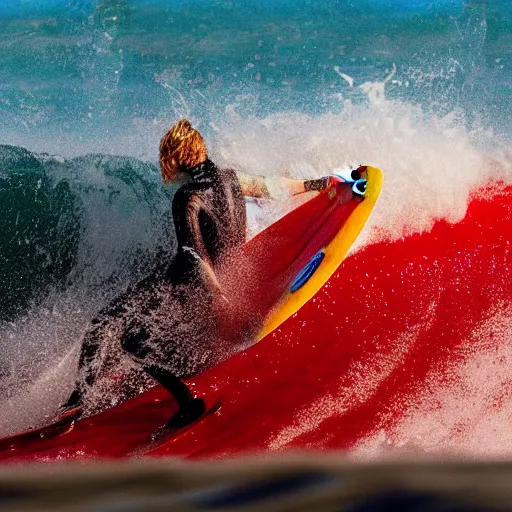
[0,0,510,434]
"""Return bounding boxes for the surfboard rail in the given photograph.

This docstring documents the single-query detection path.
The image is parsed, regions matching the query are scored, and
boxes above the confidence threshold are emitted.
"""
[253,165,383,340]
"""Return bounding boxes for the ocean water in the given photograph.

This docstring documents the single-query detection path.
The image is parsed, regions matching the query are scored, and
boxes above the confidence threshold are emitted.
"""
[0,0,511,449]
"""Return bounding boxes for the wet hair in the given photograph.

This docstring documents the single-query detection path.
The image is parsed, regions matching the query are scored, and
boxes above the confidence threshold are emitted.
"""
[159,119,208,182]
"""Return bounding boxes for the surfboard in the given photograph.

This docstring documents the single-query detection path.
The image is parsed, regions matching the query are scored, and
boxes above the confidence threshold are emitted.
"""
[0,166,383,462]
[238,165,383,341]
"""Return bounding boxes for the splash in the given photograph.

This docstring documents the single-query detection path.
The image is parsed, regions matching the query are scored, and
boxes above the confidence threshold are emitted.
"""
[1,90,511,435]
[212,97,509,244]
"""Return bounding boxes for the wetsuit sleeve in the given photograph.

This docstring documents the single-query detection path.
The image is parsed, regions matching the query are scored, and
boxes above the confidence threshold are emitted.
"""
[173,190,226,297]
[173,191,212,265]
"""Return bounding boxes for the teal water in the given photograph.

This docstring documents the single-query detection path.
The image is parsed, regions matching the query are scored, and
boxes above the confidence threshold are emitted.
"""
[0,0,510,153]
[0,145,175,323]
[0,0,511,433]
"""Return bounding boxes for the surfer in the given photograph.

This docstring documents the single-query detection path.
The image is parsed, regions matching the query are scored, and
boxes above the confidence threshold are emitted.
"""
[61,119,331,428]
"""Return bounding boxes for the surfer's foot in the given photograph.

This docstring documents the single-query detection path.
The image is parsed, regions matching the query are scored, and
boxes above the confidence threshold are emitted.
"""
[165,398,206,429]
[56,405,83,423]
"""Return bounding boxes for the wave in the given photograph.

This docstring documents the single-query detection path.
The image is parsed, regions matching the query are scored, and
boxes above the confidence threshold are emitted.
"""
[0,144,176,323]
[4,94,508,325]
[1,85,511,431]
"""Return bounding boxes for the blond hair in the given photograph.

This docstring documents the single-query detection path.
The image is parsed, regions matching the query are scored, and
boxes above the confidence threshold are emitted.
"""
[159,119,208,183]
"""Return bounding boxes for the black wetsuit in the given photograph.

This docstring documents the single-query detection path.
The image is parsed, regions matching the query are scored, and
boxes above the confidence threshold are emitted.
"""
[64,159,246,422]
[169,159,246,285]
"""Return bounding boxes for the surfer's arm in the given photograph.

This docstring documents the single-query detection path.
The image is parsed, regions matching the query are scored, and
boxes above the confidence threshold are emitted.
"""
[236,172,271,198]
[182,197,229,302]
[236,172,330,199]
[183,196,215,266]
[287,177,330,195]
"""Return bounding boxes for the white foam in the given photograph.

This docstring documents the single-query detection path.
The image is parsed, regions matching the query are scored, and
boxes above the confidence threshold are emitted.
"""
[333,66,354,88]
[353,303,512,459]
[0,299,85,436]
[210,99,512,247]
[0,347,78,437]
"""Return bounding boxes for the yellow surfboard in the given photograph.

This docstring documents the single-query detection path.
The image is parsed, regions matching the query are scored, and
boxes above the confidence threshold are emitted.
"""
[219,166,383,342]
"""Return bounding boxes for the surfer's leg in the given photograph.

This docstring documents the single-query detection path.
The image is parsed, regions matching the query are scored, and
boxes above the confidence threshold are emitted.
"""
[143,364,206,428]
[61,320,108,412]
[121,325,206,428]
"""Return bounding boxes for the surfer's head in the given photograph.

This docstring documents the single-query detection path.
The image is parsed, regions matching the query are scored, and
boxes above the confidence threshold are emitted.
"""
[160,119,208,183]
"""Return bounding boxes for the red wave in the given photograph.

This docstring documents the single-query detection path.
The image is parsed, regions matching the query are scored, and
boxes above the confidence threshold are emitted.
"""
[157,181,512,458]
[2,182,511,462]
